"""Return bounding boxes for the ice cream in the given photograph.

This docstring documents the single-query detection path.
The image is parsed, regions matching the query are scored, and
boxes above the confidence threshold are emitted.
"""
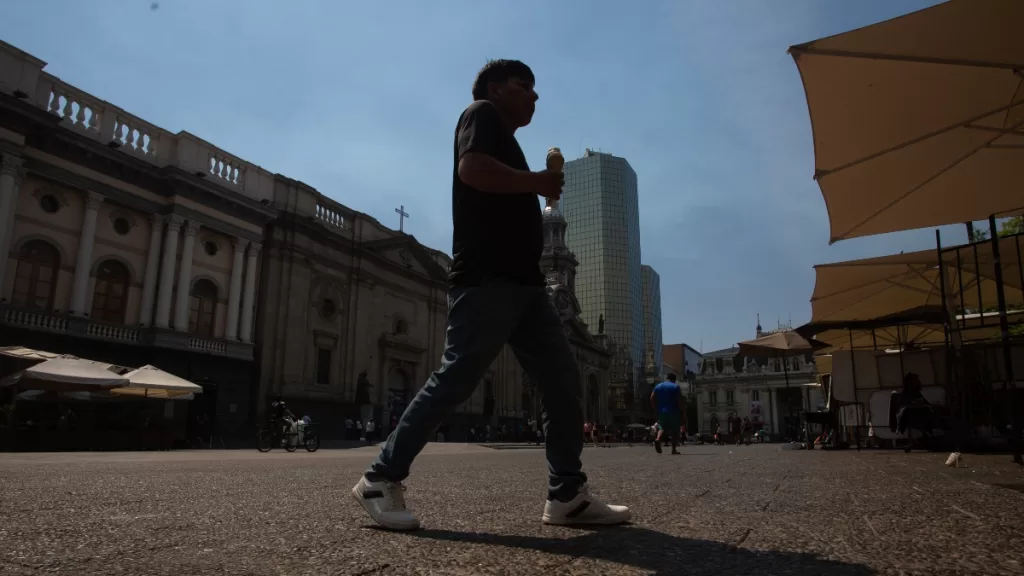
[546,147,564,172]
[545,147,564,210]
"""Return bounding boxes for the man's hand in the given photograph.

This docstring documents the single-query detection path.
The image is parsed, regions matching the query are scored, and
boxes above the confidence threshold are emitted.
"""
[531,170,565,200]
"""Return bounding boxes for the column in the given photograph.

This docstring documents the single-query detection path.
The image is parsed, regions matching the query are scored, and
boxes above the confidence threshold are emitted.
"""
[224,237,247,340]
[172,221,200,331]
[0,155,25,292]
[70,191,103,315]
[138,215,164,326]
[239,242,261,343]
[153,215,183,329]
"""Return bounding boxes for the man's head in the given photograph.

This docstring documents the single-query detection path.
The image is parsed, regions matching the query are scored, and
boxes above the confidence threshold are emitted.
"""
[472,59,538,128]
[667,373,677,383]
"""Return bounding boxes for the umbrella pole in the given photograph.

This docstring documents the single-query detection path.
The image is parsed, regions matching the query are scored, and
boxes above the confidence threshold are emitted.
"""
[850,328,861,450]
[988,216,1021,466]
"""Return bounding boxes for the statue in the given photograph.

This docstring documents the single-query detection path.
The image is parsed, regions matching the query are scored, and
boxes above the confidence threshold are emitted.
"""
[598,314,605,334]
[355,370,372,406]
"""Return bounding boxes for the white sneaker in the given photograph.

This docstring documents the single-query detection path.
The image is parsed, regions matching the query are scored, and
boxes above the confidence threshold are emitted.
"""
[542,485,631,526]
[351,476,420,531]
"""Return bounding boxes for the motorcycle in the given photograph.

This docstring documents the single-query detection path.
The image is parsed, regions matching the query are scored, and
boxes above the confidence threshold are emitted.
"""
[256,416,320,453]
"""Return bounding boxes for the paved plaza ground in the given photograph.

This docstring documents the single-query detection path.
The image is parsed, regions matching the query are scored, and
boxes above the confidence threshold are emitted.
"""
[2,443,1023,576]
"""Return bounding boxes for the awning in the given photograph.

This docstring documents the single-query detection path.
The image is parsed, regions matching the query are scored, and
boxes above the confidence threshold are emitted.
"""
[809,236,1024,326]
[108,365,202,399]
[789,0,1024,243]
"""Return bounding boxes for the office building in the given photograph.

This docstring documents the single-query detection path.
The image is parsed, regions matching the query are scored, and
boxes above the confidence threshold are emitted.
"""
[562,149,643,393]
[640,264,663,382]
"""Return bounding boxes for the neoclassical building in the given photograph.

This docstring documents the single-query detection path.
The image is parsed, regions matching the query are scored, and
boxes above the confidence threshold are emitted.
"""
[693,320,823,439]
[0,41,276,436]
[0,40,610,442]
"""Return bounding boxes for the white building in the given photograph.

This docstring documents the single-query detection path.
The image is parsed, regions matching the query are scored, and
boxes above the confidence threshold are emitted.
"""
[694,320,823,439]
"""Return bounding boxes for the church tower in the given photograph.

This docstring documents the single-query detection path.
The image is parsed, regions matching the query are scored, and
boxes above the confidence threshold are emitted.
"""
[756,314,763,338]
[540,205,579,292]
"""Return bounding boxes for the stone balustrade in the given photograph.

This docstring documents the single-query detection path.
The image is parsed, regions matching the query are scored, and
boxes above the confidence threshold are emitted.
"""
[315,195,352,231]
[85,322,140,343]
[34,73,170,164]
[1,40,274,204]
[2,307,68,333]
[0,304,251,359]
[188,337,228,355]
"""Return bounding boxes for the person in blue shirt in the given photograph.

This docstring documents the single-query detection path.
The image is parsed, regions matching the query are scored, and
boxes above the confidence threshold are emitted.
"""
[650,374,685,455]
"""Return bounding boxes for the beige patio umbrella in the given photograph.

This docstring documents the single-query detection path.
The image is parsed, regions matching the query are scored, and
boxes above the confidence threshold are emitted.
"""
[0,357,127,393]
[108,365,203,399]
[810,236,1024,326]
[737,331,829,360]
[737,331,829,387]
[789,0,1024,243]
[738,331,829,435]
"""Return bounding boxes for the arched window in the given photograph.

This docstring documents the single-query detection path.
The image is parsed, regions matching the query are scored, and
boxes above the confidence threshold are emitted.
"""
[90,260,130,323]
[11,240,60,311]
[188,279,218,336]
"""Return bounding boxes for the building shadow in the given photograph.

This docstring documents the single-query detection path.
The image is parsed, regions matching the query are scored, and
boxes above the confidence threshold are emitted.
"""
[408,525,875,576]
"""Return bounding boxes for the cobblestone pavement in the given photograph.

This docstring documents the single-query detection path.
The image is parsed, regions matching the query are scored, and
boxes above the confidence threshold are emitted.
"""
[1,444,1022,575]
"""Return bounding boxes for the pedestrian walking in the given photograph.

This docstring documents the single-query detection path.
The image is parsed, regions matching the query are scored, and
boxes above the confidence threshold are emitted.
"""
[351,59,629,531]
[366,418,376,444]
[651,374,684,455]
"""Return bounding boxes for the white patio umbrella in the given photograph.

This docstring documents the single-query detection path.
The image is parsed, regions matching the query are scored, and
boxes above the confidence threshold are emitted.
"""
[108,365,202,399]
[0,357,127,392]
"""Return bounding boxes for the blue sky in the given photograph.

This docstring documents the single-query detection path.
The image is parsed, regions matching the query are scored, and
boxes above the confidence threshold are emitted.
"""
[2,0,961,352]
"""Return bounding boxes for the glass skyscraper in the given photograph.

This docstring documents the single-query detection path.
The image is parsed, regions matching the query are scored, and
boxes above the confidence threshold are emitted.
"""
[562,150,643,393]
[641,264,663,383]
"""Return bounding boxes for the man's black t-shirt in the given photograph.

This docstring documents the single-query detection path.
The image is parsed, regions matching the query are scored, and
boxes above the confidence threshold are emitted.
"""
[448,100,544,287]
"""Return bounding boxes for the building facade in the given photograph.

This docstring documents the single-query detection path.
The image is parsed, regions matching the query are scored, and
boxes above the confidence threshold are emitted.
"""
[0,40,610,443]
[640,264,663,383]
[0,41,276,438]
[538,204,614,425]
[663,342,702,386]
[562,150,643,400]
[693,321,823,439]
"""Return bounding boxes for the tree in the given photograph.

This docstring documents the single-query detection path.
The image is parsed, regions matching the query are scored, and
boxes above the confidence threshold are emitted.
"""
[969,216,1023,242]
[999,216,1024,238]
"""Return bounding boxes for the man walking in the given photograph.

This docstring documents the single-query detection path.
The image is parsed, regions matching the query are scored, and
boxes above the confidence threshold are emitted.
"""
[351,59,630,531]
[651,374,685,455]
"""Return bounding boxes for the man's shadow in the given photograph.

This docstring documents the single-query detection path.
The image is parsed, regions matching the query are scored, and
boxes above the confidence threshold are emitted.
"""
[407,525,875,576]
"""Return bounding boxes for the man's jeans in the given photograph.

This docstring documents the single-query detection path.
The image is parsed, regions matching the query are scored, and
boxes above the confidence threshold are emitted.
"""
[366,278,587,502]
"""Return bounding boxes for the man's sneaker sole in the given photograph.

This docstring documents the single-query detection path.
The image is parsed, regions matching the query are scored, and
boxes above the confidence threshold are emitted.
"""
[351,483,421,531]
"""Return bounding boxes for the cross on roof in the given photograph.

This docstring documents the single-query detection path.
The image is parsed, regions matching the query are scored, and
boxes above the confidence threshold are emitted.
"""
[395,205,409,233]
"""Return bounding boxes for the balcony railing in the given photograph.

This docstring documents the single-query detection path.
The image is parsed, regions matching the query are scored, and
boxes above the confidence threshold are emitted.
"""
[85,321,140,343]
[315,193,354,232]
[0,304,252,360]
[0,42,275,205]
[2,307,68,333]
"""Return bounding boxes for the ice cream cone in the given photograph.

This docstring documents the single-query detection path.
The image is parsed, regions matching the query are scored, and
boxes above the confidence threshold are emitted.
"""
[545,147,564,210]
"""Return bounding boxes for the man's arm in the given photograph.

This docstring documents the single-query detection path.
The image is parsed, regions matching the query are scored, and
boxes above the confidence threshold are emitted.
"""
[650,391,658,411]
[456,103,561,198]
[459,153,537,194]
